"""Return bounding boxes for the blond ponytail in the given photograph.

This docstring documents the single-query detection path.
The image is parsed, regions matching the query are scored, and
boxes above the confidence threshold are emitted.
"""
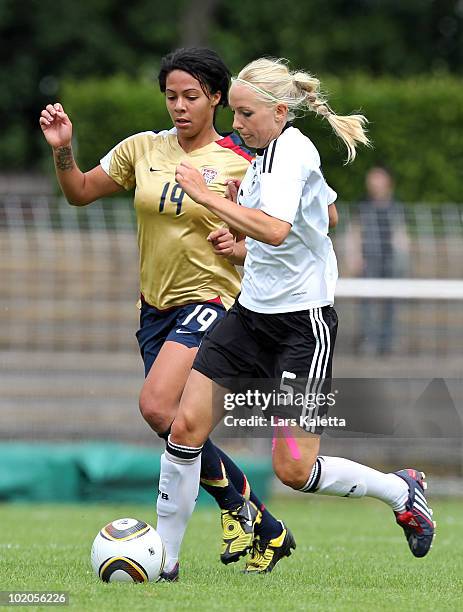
[234,58,371,163]
[292,71,370,163]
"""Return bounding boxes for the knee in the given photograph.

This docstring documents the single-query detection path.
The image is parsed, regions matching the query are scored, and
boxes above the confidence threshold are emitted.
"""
[139,385,174,433]
[170,412,201,448]
[274,459,315,490]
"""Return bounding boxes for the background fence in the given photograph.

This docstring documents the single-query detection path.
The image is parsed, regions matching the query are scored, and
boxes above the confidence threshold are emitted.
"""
[2,196,463,356]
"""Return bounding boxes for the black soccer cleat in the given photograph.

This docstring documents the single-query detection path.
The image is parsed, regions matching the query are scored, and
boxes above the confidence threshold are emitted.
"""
[394,469,436,558]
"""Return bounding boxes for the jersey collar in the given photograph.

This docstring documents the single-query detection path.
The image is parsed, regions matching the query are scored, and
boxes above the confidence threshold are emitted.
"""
[256,122,292,156]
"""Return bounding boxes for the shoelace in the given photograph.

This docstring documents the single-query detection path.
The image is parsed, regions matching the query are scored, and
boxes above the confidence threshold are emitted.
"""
[247,537,269,567]
[233,505,249,525]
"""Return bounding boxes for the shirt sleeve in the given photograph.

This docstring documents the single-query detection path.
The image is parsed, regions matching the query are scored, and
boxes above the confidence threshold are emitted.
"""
[259,138,306,225]
[100,134,141,191]
[325,183,338,206]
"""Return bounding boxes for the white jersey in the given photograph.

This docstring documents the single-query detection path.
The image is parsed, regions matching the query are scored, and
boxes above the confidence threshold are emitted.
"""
[238,125,338,314]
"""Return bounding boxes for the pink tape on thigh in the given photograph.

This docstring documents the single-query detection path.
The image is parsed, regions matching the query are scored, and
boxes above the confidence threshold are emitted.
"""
[272,424,301,460]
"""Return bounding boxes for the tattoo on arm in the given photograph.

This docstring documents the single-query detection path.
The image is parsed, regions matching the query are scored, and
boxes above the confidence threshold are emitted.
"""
[54,146,74,171]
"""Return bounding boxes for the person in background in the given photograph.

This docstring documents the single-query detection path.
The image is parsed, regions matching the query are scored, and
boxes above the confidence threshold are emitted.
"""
[357,166,409,356]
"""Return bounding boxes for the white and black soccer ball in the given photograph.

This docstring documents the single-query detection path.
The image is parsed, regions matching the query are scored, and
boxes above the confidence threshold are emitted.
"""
[91,518,165,582]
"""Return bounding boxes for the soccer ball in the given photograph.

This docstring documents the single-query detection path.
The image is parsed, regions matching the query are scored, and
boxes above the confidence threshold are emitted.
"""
[91,518,165,582]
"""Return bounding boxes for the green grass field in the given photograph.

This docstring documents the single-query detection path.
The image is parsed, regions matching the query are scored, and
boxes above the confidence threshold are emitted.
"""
[0,497,461,611]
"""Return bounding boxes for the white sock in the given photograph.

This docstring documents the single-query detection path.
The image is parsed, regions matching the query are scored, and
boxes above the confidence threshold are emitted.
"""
[156,450,201,572]
[300,456,408,512]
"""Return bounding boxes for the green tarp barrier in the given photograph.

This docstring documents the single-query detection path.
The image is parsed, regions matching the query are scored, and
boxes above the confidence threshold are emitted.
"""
[0,443,273,505]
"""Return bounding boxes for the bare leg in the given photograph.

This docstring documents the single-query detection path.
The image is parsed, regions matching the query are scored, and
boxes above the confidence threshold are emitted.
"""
[139,341,194,434]
[272,425,408,503]
[141,343,283,515]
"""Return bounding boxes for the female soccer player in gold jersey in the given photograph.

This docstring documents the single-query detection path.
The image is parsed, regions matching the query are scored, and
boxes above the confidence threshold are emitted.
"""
[40,47,288,579]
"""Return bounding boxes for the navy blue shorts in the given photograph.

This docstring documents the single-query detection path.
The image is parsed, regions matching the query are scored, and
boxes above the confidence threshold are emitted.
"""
[136,299,226,377]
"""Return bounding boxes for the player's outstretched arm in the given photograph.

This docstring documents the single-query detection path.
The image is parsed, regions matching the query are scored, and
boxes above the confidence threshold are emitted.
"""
[176,162,290,246]
[39,103,122,206]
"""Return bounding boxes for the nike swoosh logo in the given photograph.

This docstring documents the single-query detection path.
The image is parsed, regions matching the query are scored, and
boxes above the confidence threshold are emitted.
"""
[242,505,253,527]
[176,330,193,334]
[150,167,161,172]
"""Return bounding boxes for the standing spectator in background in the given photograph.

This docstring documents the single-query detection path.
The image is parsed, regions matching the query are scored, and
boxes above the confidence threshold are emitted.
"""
[357,166,409,356]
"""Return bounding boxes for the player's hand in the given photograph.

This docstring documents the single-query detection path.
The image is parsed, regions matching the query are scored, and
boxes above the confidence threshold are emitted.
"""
[175,161,210,205]
[39,103,73,149]
[225,179,241,203]
[207,227,236,257]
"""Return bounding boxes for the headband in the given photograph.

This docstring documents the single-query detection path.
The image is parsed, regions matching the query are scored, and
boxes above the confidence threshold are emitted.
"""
[231,77,280,103]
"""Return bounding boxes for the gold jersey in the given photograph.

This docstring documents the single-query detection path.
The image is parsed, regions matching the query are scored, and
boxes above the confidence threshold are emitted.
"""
[100,128,252,310]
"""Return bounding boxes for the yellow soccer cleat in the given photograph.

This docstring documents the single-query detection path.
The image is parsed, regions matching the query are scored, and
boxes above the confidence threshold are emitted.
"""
[244,522,296,574]
[220,500,262,564]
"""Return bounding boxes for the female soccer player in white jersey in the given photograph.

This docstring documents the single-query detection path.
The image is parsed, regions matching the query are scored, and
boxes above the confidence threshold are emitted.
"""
[39,48,291,579]
[157,57,435,575]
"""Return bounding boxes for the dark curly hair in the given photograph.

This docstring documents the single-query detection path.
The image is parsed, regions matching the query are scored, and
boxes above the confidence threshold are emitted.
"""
[158,47,231,108]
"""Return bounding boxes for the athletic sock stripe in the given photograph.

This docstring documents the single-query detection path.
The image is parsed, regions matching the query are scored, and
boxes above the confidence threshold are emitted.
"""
[312,458,322,491]
[299,462,318,492]
[167,444,201,454]
[166,436,203,461]
[165,447,202,462]
[308,459,321,490]
[299,458,322,492]
[167,435,203,452]
[167,440,203,451]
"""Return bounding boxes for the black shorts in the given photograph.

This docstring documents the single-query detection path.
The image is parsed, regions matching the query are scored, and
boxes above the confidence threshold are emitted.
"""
[193,300,338,434]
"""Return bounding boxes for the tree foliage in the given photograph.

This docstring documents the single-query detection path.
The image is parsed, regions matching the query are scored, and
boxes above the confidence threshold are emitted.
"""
[211,0,463,76]
[62,74,463,203]
[2,0,463,171]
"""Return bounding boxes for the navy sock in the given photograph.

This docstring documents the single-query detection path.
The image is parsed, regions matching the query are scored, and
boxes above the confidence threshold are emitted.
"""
[215,446,283,540]
[200,439,245,510]
[157,427,170,441]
